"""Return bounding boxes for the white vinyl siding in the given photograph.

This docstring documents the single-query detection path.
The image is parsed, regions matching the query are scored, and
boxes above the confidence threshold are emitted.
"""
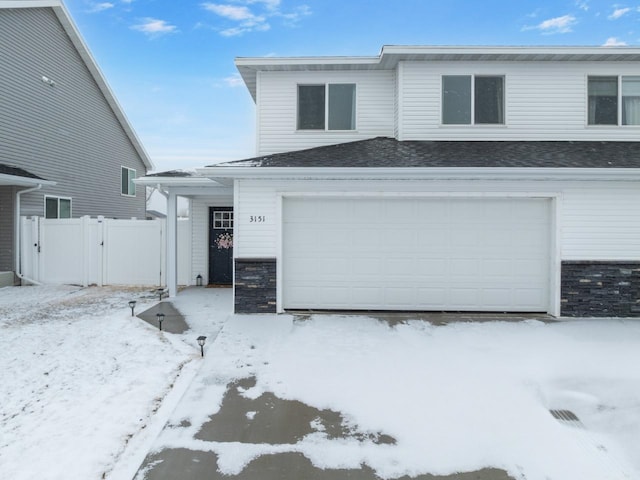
[257,70,395,155]
[235,178,640,262]
[398,61,640,141]
[191,200,209,285]
[561,185,640,260]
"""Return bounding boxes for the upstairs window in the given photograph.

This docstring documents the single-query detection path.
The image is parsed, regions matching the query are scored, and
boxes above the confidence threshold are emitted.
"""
[121,166,136,196]
[442,75,504,125]
[297,84,356,130]
[588,76,640,125]
[45,196,71,219]
[588,76,617,125]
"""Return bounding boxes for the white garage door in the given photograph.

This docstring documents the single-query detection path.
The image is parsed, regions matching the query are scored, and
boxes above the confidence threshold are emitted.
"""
[282,197,551,312]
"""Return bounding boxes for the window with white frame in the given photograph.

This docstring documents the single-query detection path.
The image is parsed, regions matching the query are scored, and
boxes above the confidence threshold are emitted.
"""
[442,75,505,125]
[588,76,640,125]
[45,196,71,219]
[297,83,356,130]
[121,166,136,196]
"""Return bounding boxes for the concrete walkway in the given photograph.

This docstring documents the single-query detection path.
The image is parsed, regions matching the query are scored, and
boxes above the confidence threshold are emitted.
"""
[137,301,190,334]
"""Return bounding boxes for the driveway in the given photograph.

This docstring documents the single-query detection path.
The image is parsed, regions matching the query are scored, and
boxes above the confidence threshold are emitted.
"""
[136,376,513,480]
[127,293,640,480]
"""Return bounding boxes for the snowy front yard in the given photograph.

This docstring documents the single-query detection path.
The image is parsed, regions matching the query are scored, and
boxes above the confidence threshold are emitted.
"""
[0,285,205,480]
[2,285,640,480]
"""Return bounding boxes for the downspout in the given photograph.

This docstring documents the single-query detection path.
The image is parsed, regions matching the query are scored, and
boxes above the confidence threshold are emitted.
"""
[15,184,43,285]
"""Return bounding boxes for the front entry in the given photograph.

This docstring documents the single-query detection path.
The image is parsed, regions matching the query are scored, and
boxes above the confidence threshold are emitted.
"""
[209,207,233,285]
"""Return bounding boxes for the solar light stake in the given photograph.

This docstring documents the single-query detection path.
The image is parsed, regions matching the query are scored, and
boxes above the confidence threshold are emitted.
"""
[157,288,164,302]
[197,336,207,357]
[196,274,203,287]
[128,300,136,316]
[156,312,165,331]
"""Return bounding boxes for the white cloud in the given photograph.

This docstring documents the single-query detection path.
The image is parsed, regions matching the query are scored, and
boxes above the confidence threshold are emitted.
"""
[202,1,311,36]
[523,14,577,34]
[88,2,114,13]
[603,36,628,46]
[202,3,269,35]
[277,4,312,26]
[575,0,589,11]
[202,4,256,21]
[131,18,178,37]
[224,73,244,87]
[609,7,631,20]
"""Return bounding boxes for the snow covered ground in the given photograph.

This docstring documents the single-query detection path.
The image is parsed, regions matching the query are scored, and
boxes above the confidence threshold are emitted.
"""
[2,285,640,480]
[150,313,640,480]
[0,285,227,480]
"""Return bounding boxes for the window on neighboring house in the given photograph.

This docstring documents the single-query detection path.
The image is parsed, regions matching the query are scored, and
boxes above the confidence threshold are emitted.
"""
[297,84,356,130]
[442,75,505,125]
[121,166,136,196]
[588,76,640,125]
[45,196,71,219]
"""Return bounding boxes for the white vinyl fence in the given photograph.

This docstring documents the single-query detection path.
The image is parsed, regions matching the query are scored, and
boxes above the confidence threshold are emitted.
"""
[20,216,191,287]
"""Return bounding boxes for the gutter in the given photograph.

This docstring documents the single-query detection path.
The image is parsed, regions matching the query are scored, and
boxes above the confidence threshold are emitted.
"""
[15,185,43,285]
[196,166,640,182]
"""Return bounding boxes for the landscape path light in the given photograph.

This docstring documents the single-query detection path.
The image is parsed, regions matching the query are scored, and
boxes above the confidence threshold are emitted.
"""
[197,336,207,357]
[157,288,164,302]
[196,274,203,287]
[128,300,136,316]
[156,312,165,331]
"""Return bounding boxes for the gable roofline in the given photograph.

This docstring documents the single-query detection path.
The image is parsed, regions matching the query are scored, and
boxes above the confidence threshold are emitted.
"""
[236,44,640,101]
[0,0,154,171]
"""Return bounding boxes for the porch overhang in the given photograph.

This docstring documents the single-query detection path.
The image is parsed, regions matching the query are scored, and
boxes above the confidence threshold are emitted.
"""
[134,176,233,197]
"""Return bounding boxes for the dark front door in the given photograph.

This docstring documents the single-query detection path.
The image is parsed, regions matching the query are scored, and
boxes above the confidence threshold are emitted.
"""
[209,207,233,285]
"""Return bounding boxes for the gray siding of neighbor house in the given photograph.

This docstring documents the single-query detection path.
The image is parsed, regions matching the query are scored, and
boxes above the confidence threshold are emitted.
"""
[0,7,147,221]
[0,187,16,272]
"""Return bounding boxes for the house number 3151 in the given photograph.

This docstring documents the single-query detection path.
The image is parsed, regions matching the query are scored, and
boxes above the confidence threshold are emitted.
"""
[250,215,266,223]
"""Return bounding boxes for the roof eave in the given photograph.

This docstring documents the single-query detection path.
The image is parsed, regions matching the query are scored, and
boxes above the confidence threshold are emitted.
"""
[235,44,640,100]
[134,176,228,188]
[198,166,640,182]
[0,173,56,187]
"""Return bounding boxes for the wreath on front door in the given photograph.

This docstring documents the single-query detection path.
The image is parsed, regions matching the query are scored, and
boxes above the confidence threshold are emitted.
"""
[215,232,233,249]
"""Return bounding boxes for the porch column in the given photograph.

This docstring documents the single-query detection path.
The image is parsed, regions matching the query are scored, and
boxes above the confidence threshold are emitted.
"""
[166,191,178,297]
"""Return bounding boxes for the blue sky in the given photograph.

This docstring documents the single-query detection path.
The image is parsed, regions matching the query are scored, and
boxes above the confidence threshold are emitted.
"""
[64,0,640,172]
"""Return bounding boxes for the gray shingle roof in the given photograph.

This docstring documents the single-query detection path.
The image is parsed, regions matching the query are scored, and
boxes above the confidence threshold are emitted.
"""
[145,169,198,178]
[0,164,46,180]
[212,137,640,169]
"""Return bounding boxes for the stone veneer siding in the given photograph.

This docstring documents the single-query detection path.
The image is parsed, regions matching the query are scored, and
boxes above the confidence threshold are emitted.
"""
[561,261,640,317]
[234,258,277,313]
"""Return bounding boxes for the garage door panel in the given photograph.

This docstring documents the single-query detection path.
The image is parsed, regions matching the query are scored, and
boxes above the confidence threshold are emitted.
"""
[481,288,514,308]
[283,197,550,312]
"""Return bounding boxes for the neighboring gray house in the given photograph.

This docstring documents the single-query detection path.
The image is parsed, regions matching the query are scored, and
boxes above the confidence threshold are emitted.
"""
[140,46,640,318]
[0,1,153,284]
